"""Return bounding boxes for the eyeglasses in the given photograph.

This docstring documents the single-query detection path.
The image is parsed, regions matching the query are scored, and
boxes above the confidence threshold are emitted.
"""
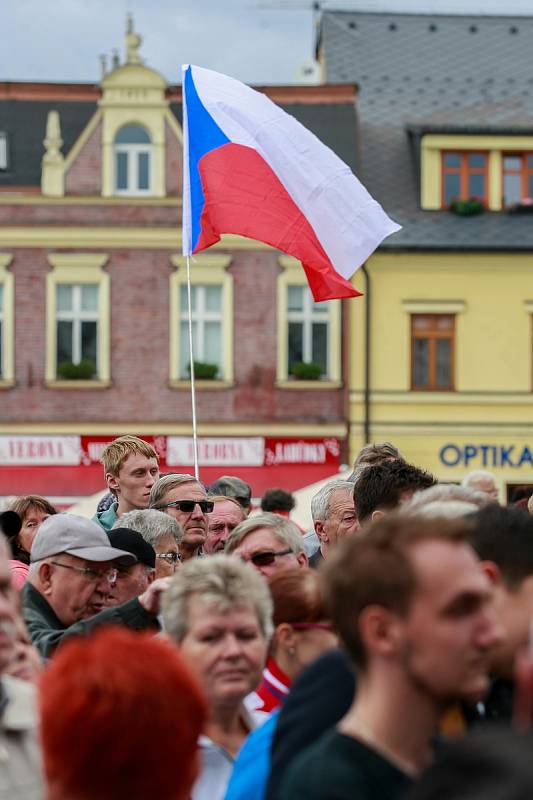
[51,561,118,584]
[291,622,335,633]
[161,500,214,514]
[241,548,293,568]
[156,552,181,565]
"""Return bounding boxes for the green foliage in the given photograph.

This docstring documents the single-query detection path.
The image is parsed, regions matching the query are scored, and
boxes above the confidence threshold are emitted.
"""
[57,359,96,380]
[290,361,323,380]
[187,361,219,380]
[449,198,484,217]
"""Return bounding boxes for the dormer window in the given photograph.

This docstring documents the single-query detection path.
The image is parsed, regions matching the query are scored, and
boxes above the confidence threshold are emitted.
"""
[114,124,152,195]
[442,152,488,206]
[502,154,533,207]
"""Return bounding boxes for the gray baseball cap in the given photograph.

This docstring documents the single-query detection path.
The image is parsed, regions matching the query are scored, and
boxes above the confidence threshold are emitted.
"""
[30,514,137,564]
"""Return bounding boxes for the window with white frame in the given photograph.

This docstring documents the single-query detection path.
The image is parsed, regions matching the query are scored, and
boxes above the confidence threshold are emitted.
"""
[0,133,7,171]
[179,284,223,379]
[56,284,99,378]
[287,285,331,377]
[114,124,152,195]
[0,283,4,376]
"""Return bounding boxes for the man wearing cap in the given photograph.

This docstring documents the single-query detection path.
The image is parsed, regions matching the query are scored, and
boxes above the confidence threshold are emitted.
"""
[106,528,156,606]
[23,514,167,659]
[209,476,252,516]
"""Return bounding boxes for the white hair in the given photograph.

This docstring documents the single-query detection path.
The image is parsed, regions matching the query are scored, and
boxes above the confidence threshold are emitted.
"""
[225,513,304,555]
[162,555,273,642]
[311,480,354,523]
[113,509,182,546]
[407,500,479,520]
[461,470,496,489]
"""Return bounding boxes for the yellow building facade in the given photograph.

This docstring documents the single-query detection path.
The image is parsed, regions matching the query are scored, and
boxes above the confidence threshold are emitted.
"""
[349,252,533,500]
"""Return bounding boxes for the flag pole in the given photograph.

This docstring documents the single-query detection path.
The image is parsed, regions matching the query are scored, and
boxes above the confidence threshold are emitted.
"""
[186,254,200,480]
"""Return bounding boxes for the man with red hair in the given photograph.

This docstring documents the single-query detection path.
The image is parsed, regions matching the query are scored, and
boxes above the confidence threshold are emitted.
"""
[40,627,207,800]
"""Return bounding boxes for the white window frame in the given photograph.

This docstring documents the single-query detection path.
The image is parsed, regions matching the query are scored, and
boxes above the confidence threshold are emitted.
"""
[0,255,14,384]
[170,255,233,385]
[46,254,110,385]
[0,133,7,171]
[277,256,341,385]
[113,141,153,197]
[178,285,224,378]
[56,284,100,370]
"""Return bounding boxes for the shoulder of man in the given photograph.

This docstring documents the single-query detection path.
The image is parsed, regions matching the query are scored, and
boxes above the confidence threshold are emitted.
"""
[92,503,118,532]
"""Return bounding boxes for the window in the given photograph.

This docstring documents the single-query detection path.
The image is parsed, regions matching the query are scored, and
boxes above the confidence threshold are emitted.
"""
[0,133,7,171]
[277,256,341,385]
[287,285,330,376]
[178,284,223,378]
[169,254,233,384]
[442,152,488,206]
[411,314,454,391]
[114,124,152,195]
[0,256,13,384]
[502,154,533,206]
[46,254,110,385]
[56,284,99,376]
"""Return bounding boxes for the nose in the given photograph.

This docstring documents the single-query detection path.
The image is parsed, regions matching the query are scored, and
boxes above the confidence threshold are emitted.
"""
[191,502,206,519]
[478,607,505,652]
[222,633,243,659]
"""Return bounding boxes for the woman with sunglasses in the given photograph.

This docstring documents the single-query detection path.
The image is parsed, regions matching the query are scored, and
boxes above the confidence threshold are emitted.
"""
[163,555,272,800]
[247,568,338,717]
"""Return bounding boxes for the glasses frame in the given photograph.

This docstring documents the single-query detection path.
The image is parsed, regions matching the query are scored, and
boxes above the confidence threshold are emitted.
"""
[242,547,293,568]
[155,552,181,564]
[162,500,214,514]
[50,560,118,584]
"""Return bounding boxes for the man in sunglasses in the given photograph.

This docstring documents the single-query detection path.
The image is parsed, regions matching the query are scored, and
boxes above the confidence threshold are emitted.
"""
[225,513,308,577]
[150,474,213,560]
[23,515,165,659]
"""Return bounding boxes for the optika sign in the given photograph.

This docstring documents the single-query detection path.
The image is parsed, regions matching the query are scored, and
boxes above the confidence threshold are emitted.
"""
[439,443,533,469]
[0,436,81,465]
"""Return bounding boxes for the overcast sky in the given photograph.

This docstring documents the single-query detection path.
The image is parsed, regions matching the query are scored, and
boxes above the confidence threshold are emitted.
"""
[4,0,533,85]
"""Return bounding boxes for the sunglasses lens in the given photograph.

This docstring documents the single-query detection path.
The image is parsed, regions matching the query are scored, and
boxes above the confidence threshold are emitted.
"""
[251,552,275,567]
[177,501,195,512]
[202,501,215,513]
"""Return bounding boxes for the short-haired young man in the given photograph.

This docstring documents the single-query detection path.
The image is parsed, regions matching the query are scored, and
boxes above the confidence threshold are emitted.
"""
[93,435,160,531]
[279,514,501,800]
[353,460,435,525]
[466,504,533,722]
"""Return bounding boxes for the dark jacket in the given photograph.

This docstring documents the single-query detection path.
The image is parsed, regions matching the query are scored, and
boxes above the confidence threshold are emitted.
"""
[22,582,159,659]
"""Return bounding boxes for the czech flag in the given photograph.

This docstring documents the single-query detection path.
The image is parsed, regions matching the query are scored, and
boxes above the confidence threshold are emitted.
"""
[182,65,400,302]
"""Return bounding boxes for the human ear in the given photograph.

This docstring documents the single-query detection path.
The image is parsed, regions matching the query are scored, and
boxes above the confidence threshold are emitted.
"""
[275,623,297,654]
[39,562,54,594]
[359,604,400,660]
[315,520,328,543]
[371,509,385,522]
[106,472,120,494]
[480,560,501,585]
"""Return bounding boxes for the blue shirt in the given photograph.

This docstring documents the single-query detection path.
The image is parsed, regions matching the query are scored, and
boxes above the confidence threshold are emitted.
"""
[224,712,279,800]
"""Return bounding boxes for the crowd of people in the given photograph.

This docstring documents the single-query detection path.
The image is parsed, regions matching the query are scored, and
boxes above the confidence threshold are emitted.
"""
[1,433,533,799]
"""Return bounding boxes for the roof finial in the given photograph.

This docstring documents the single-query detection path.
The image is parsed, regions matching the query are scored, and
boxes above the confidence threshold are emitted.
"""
[125,13,143,65]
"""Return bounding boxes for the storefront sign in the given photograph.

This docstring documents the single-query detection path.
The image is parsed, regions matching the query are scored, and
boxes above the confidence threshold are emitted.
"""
[166,437,265,467]
[0,435,81,465]
[439,443,533,469]
[2,435,340,469]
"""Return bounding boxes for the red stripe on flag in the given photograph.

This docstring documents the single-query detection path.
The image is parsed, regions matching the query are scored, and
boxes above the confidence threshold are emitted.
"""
[193,143,362,302]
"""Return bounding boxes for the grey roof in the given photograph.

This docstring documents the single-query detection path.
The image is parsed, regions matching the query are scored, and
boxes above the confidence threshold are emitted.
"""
[320,11,533,249]
[0,94,358,188]
[171,100,359,172]
[0,100,97,186]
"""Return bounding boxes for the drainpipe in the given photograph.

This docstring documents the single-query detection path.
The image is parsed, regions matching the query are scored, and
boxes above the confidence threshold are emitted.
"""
[361,263,371,445]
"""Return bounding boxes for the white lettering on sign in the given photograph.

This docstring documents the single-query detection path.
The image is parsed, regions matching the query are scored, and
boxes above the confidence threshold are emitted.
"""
[166,437,265,467]
[0,436,81,465]
[272,441,326,465]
